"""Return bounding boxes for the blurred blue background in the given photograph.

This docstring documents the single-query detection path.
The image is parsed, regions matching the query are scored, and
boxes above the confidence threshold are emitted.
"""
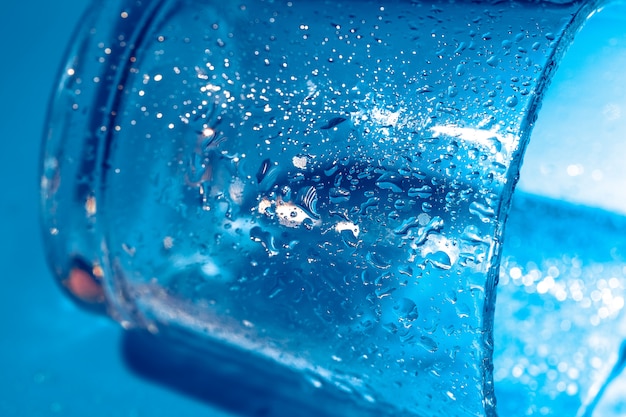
[0,1,624,416]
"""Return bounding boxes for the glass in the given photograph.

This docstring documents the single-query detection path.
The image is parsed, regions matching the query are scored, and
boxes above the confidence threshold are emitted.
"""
[39,0,621,416]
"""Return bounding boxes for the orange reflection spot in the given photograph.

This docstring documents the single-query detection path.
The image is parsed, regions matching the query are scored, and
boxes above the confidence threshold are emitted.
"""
[85,196,97,216]
[65,267,105,304]
[92,264,104,278]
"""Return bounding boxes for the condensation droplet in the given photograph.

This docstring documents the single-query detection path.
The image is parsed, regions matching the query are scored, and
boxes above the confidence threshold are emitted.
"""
[408,185,433,199]
[426,251,452,270]
[250,226,279,256]
[506,95,519,108]
[418,336,438,352]
[469,201,495,223]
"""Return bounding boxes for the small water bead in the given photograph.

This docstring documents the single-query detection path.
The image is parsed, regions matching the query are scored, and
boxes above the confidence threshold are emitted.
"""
[393,198,409,211]
[505,95,519,108]
[486,56,498,67]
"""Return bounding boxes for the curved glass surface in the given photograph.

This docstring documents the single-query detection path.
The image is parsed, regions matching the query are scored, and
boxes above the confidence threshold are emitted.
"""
[39,1,624,416]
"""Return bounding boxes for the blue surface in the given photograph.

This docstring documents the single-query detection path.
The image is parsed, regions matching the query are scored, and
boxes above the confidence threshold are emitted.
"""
[1,1,625,416]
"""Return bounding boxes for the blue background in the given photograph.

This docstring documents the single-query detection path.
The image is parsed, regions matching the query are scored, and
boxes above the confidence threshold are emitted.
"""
[1,1,625,416]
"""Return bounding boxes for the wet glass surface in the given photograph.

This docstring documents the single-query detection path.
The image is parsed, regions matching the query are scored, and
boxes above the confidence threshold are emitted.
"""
[2,1,625,416]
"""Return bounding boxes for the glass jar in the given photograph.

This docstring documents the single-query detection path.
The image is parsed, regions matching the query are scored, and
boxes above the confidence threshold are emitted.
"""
[40,0,611,416]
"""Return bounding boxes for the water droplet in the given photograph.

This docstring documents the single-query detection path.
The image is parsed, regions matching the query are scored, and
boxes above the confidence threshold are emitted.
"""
[360,197,379,215]
[375,281,396,299]
[250,226,279,256]
[408,184,433,199]
[417,336,438,353]
[324,162,339,177]
[367,251,391,270]
[329,187,351,204]
[320,116,347,130]
[361,270,374,286]
[376,181,403,193]
[461,225,487,243]
[394,198,408,211]
[340,229,360,248]
[395,216,421,235]
[393,298,419,321]
[296,186,320,218]
[257,159,280,191]
[469,201,495,223]
[281,185,292,201]
[256,158,272,183]
[307,375,323,389]
[455,303,471,319]
[397,264,414,277]
[426,251,452,270]
[383,321,398,334]
[397,217,445,254]
[506,95,518,108]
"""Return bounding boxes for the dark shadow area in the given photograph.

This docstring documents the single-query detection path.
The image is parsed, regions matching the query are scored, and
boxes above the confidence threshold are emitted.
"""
[121,328,390,417]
